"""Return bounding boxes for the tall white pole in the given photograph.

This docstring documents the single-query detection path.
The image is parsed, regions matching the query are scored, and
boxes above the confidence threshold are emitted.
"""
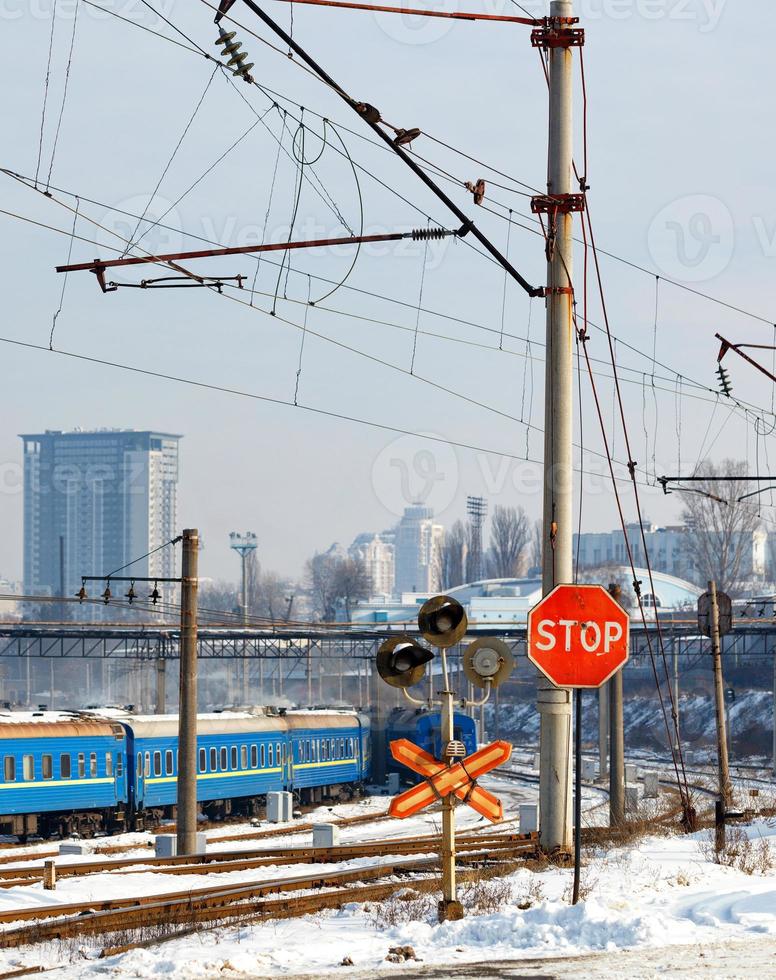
[538,0,575,853]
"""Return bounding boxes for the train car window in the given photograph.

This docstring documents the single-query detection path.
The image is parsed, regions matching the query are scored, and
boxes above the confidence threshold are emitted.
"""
[78,753,86,779]
[105,753,113,777]
[210,747,217,771]
[165,750,173,776]
[116,755,123,777]
[260,744,266,768]
[250,745,257,768]
[144,753,151,778]
[60,754,71,779]
[276,743,281,766]
[22,755,33,781]
[90,753,98,778]
[220,747,227,771]
[282,743,287,764]
[3,757,14,782]
[42,755,53,780]
[153,752,161,777]
[268,744,273,767]
[199,748,206,773]
[231,746,238,770]
[241,745,247,770]
[136,753,141,780]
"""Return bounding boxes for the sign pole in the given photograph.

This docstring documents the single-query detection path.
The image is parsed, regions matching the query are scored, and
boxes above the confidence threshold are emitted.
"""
[440,654,463,921]
[572,687,582,904]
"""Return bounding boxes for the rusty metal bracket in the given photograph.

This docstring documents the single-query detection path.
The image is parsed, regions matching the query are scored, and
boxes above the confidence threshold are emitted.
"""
[542,285,574,297]
[531,194,586,215]
[531,23,585,49]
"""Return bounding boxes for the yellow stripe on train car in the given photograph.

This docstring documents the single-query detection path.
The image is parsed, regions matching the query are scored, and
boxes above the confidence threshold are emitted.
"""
[0,777,115,790]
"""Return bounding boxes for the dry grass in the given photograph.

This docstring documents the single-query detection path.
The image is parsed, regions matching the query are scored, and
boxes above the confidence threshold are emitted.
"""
[700,825,774,876]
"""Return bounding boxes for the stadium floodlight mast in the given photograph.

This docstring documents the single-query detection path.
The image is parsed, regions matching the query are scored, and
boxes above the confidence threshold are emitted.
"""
[229,531,257,627]
[230,531,257,703]
[376,595,514,921]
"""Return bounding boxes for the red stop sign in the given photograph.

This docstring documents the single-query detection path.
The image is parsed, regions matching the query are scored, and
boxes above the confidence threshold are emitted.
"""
[527,584,629,688]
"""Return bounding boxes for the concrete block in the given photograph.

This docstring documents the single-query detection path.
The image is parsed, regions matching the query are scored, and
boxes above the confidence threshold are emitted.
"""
[58,843,86,855]
[155,834,177,858]
[267,791,293,823]
[581,759,597,782]
[625,785,640,811]
[387,772,400,794]
[519,803,539,834]
[643,772,659,799]
[625,763,639,783]
[313,823,340,848]
[194,832,207,855]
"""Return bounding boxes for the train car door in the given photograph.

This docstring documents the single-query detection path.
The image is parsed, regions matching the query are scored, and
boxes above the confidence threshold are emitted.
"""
[283,738,293,789]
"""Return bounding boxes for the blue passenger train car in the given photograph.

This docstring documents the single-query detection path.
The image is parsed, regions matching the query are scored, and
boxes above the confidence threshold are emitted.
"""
[0,715,128,837]
[0,707,371,837]
[385,707,478,784]
[124,709,370,825]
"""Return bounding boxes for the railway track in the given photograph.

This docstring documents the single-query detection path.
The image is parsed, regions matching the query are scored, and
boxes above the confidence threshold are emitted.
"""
[0,835,539,948]
[0,827,526,885]
[0,805,394,868]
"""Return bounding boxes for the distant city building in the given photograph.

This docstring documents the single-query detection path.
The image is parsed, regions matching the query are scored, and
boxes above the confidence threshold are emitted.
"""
[21,429,180,610]
[348,531,395,598]
[393,504,443,595]
[573,522,767,586]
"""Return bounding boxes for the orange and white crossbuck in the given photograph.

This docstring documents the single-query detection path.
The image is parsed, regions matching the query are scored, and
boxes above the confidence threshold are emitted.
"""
[388,738,512,822]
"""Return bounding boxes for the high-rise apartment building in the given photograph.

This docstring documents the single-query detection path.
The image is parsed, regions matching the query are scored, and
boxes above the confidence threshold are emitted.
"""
[393,504,443,595]
[21,430,180,605]
[349,531,395,598]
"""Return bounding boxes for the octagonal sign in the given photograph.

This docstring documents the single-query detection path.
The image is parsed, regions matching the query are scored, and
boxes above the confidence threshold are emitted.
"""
[527,584,629,689]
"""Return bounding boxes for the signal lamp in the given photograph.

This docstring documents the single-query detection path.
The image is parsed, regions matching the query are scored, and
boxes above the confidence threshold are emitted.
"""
[418,595,467,648]
[463,637,514,690]
[376,635,433,689]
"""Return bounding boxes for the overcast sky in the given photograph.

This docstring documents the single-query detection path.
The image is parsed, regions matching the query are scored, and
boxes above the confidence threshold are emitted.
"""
[1,0,775,585]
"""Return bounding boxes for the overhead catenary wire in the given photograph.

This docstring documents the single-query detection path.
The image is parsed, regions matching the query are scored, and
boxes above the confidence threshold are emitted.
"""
[45,0,81,193]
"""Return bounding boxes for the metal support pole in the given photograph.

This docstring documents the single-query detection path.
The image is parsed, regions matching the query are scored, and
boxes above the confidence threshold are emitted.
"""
[772,651,776,778]
[598,682,609,781]
[572,688,582,904]
[609,667,624,826]
[538,0,575,854]
[439,654,463,922]
[673,638,680,752]
[177,528,199,856]
[155,657,166,714]
[710,580,733,810]
[241,552,249,704]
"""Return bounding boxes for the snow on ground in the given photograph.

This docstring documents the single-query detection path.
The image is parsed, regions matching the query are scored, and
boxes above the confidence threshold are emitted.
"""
[1,805,776,978]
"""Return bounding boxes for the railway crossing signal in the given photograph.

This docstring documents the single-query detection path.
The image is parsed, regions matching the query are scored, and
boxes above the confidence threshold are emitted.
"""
[527,584,629,689]
[388,739,511,822]
[376,636,433,688]
[375,593,515,922]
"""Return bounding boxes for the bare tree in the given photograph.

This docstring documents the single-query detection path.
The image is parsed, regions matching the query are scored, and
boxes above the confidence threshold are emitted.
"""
[334,557,371,621]
[577,563,636,611]
[305,549,370,621]
[486,505,531,578]
[681,459,762,596]
[437,520,467,590]
[198,580,240,622]
[529,519,542,575]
